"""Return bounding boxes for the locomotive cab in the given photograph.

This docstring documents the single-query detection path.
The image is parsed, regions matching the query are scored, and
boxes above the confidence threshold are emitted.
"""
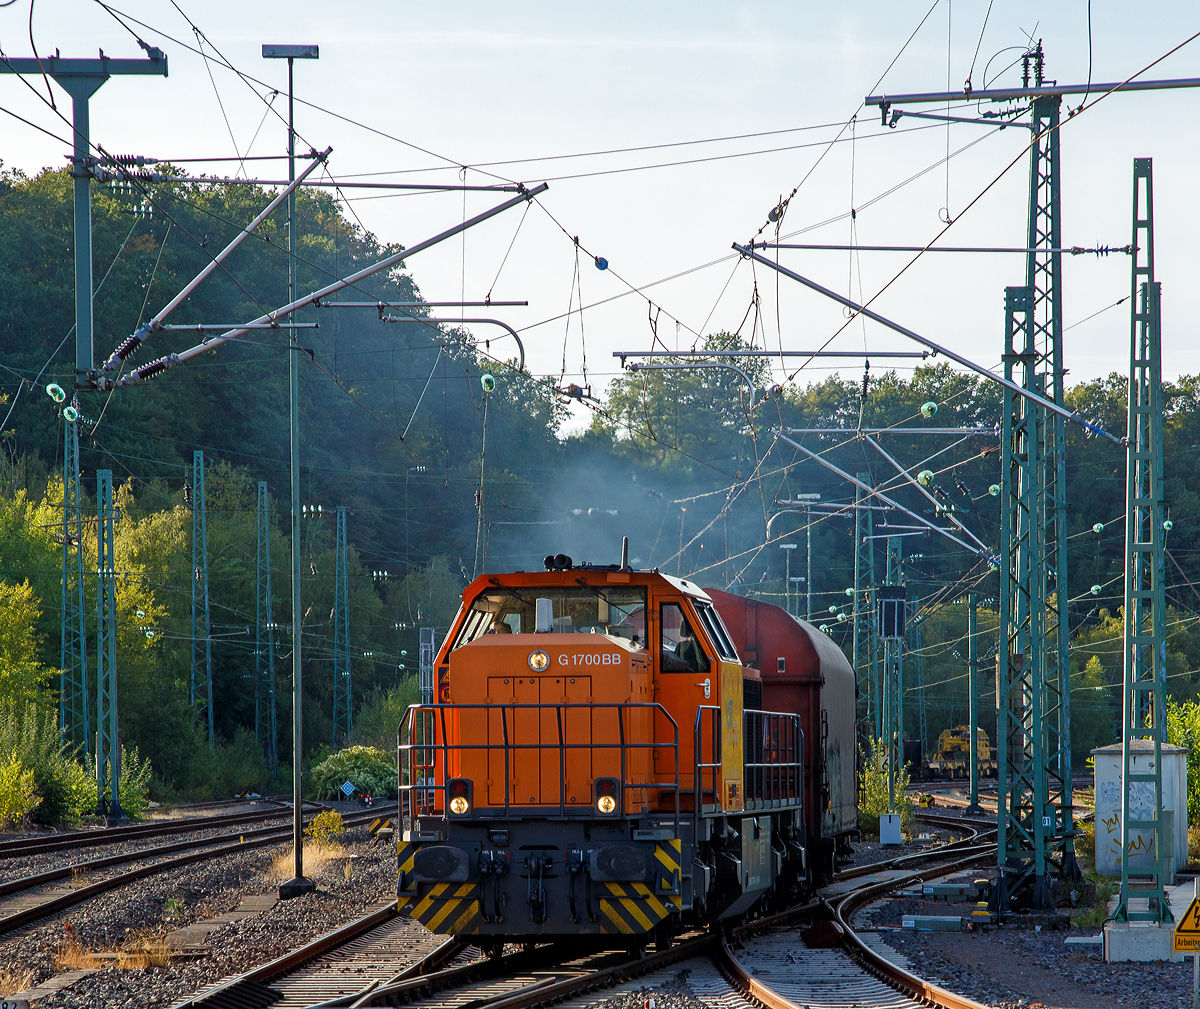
[397,564,811,947]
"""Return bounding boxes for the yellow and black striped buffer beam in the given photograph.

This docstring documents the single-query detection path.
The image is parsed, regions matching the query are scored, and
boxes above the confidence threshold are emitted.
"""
[409,882,482,934]
[598,881,683,935]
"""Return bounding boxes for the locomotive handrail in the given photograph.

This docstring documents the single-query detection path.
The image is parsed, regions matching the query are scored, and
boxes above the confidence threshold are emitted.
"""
[398,702,680,836]
[693,704,722,842]
[742,708,804,812]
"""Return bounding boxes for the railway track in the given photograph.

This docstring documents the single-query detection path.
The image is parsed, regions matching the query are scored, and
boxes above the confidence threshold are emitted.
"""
[174,817,999,1009]
[0,798,323,859]
[0,807,383,937]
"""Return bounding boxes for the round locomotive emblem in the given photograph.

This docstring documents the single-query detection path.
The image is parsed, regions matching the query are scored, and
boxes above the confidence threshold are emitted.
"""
[527,649,550,672]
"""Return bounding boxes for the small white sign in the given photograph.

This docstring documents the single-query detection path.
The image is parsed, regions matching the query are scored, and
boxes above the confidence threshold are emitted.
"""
[341,781,355,796]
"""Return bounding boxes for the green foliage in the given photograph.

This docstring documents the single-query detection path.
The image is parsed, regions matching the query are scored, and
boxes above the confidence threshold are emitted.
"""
[0,756,40,828]
[1166,699,1200,828]
[213,727,271,796]
[352,679,421,752]
[308,745,395,800]
[305,809,344,847]
[115,745,154,821]
[0,704,93,825]
[0,578,55,703]
[858,738,913,835]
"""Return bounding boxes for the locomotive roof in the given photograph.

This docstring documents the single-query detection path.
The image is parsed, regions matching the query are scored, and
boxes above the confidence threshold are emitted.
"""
[461,568,713,603]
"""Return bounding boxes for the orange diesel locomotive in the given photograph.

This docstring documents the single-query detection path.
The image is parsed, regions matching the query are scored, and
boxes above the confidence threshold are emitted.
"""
[396,548,856,949]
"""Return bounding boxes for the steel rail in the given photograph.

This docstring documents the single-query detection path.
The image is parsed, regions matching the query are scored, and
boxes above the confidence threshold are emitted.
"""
[0,808,379,936]
[0,799,317,858]
[827,847,999,1009]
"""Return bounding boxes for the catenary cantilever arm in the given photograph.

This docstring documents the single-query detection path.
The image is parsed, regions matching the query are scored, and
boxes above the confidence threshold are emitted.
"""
[733,243,1124,447]
[99,148,332,376]
[112,184,548,388]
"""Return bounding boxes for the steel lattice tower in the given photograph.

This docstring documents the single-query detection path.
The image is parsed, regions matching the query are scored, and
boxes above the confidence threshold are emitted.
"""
[95,470,121,817]
[60,415,88,755]
[190,451,213,747]
[883,537,904,810]
[994,71,1079,910]
[853,473,879,741]
[332,505,351,750]
[255,482,277,771]
[1116,158,1170,922]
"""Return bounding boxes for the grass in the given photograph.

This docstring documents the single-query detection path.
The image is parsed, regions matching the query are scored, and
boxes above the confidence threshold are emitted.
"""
[56,922,172,971]
[270,842,349,880]
[0,966,33,996]
[1073,878,1118,929]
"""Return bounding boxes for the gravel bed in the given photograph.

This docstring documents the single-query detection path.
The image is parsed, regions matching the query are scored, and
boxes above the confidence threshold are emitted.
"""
[0,810,295,885]
[0,824,398,1008]
[855,879,1196,1009]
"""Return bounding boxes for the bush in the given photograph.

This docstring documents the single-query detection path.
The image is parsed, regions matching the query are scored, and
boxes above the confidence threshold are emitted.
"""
[858,738,914,836]
[213,727,271,796]
[0,703,93,825]
[308,745,395,800]
[305,809,344,847]
[352,679,420,752]
[115,746,154,820]
[0,756,40,827]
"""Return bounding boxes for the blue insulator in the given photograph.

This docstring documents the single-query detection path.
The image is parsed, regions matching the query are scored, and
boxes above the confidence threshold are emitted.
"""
[594,256,608,271]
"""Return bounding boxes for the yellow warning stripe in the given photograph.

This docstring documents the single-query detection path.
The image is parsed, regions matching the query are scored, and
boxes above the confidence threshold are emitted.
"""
[599,898,634,934]
[619,897,654,930]
[451,899,481,934]
[410,881,450,920]
[631,883,669,919]
[654,840,681,874]
[424,883,475,931]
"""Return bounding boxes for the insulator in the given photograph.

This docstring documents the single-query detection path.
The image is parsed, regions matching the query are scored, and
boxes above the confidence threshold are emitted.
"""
[480,373,496,393]
[988,484,1000,497]
[920,401,938,418]
[62,405,79,422]
[46,382,66,403]
[594,256,608,271]
[1093,523,1104,534]
[113,332,144,363]
[1164,519,1174,532]
[917,470,934,487]
[1090,584,1102,595]
[134,355,177,383]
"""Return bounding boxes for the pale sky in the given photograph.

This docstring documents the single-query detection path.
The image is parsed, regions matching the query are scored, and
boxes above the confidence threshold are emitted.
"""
[3,2,1198,431]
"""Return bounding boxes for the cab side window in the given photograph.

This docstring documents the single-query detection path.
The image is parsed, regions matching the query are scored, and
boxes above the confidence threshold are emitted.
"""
[660,602,710,674]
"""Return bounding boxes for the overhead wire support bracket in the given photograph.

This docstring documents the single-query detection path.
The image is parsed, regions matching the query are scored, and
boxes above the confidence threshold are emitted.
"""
[614,349,929,361]
[733,243,1125,446]
[784,426,997,435]
[752,243,1131,256]
[865,76,1200,107]
[316,301,528,309]
[378,316,526,371]
[626,362,756,409]
[96,147,332,381]
[112,183,549,388]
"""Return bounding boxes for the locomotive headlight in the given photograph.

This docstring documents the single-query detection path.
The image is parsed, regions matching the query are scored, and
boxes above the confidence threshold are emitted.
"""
[447,778,473,816]
[594,777,619,815]
[528,649,550,672]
